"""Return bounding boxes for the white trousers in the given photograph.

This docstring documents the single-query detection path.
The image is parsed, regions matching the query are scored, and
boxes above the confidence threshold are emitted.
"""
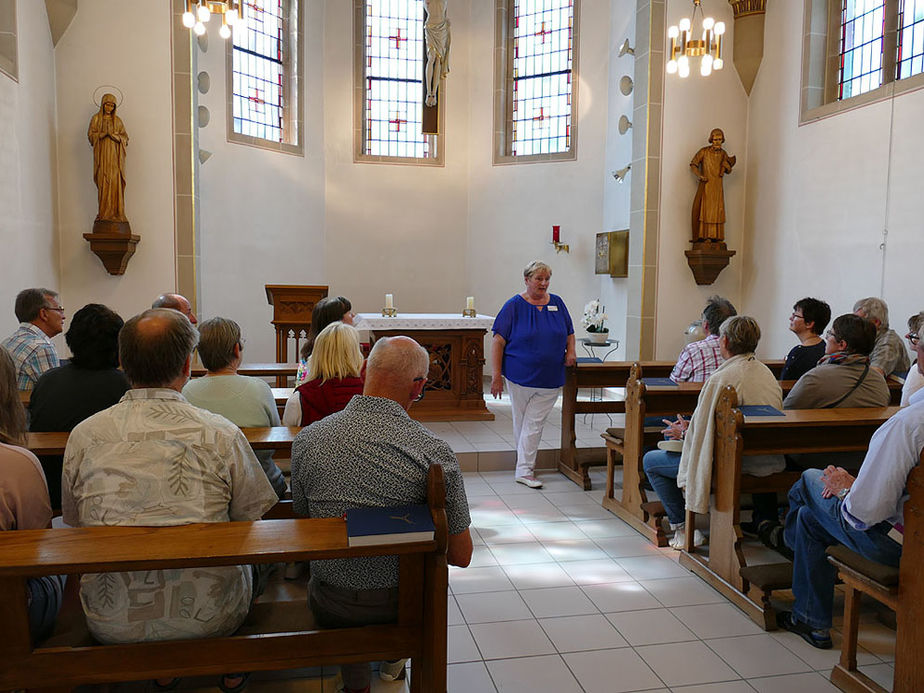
[507,380,560,478]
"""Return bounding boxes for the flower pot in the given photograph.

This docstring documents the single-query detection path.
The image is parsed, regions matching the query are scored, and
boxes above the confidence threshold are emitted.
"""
[586,331,609,344]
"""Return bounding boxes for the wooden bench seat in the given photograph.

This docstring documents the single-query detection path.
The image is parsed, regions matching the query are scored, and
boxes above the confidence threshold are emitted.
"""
[0,467,451,692]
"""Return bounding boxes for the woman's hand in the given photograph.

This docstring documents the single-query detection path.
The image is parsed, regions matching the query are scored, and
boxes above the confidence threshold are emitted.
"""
[820,465,855,499]
[490,375,504,399]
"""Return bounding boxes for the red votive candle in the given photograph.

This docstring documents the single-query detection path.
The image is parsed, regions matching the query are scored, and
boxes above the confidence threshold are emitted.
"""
[552,225,561,243]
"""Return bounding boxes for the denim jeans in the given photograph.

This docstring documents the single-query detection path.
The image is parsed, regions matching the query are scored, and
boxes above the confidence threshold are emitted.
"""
[783,469,902,630]
[642,449,685,525]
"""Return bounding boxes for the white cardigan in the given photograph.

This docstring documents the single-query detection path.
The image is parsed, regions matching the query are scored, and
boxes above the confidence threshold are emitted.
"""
[677,353,784,515]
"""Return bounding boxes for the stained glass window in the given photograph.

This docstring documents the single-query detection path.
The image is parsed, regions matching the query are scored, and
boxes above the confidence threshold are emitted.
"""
[363,0,435,159]
[838,0,885,99]
[232,0,296,145]
[510,0,574,156]
[898,0,924,79]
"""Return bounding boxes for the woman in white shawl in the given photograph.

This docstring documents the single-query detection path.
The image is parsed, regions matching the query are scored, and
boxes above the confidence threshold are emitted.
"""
[643,316,783,549]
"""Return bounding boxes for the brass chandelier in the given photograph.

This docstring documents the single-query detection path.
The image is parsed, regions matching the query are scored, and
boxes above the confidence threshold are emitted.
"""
[182,1,245,39]
[666,0,726,78]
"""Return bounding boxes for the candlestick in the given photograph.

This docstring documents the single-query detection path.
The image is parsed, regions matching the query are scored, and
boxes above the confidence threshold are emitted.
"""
[466,296,474,310]
[552,225,561,243]
[385,293,394,309]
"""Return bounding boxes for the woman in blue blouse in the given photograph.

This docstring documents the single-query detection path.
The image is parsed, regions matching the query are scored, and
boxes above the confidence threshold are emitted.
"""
[491,261,576,488]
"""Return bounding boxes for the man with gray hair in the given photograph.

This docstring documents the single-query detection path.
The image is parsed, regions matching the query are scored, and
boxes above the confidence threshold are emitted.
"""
[2,288,65,389]
[669,295,737,383]
[853,297,910,376]
[62,309,278,648]
[291,336,472,693]
[152,292,198,325]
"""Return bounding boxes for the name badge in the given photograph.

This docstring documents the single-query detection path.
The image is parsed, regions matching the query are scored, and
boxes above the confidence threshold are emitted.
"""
[548,305,558,311]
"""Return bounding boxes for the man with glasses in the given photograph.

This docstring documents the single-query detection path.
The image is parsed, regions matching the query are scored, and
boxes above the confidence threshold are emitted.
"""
[290,336,472,693]
[2,288,65,390]
[853,296,910,377]
[901,313,923,406]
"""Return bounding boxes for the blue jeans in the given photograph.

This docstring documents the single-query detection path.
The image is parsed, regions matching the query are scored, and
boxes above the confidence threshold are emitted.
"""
[642,450,685,525]
[27,574,65,644]
[784,469,902,630]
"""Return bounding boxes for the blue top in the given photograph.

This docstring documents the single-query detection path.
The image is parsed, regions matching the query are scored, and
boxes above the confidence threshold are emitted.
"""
[493,294,574,389]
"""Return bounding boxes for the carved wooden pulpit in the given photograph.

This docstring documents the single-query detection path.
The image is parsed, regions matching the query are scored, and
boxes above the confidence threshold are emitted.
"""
[265,285,328,384]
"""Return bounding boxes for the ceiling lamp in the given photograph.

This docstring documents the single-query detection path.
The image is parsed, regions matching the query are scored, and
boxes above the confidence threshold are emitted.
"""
[182,1,245,39]
[666,0,725,78]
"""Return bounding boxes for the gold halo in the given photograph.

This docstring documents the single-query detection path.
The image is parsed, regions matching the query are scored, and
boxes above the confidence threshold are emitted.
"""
[92,86,124,108]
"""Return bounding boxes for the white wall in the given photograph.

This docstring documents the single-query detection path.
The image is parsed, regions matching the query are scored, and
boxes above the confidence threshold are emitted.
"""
[54,0,176,331]
[656,0,750,360]
[0,0,58,339]
[742,3,924,358]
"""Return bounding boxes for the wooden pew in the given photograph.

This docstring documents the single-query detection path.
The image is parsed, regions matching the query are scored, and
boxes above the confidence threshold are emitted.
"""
[678,386,898,629]
[558,359,785,490]
[0,467,450,692]
[604,366,905,546]
[190,362,300,381]
[26,426,302,457]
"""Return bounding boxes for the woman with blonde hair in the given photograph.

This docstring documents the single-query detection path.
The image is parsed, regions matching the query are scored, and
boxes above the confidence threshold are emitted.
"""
[284,322,365,427]
[0,347,64,643]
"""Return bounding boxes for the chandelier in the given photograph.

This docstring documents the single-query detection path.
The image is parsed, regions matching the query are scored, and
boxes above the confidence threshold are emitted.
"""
[666,0,725,78]
[182,1,245,39]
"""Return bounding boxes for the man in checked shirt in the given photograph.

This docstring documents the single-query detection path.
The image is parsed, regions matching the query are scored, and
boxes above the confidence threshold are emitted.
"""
[669,295,737,383]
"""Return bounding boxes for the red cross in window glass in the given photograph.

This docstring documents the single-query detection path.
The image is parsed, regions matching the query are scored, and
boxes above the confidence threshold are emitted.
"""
[245,1,263,16]
[390,114,408,132]
[534,21,551,43]
[532,107,546,122]
[389,28,406,50]
[248,88,265,105]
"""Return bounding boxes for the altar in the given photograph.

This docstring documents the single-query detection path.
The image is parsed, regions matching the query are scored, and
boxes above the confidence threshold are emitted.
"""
[353,313,496,421]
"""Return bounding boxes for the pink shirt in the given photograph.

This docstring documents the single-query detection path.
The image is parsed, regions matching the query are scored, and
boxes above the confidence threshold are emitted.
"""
[0,442,52,531]
[670,335,724,383]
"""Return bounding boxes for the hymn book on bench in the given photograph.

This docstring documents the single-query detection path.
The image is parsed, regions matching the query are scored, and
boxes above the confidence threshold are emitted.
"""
[345,504,436,546]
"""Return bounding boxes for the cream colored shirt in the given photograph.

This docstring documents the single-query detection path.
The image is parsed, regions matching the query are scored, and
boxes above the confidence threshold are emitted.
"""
[62,388,278,644]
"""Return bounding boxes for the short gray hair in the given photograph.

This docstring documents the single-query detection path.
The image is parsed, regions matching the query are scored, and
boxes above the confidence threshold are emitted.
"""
[197,317,241,372]
[119,309,199,387]
[523,260,552,279]
[853,297,889,329]
[15,288,58,323]
[908,311,924,335]
[719,315,761,355]
[367,336,430,382]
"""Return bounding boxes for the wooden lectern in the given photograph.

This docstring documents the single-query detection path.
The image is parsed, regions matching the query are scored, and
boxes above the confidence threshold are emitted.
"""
[265,285,328,385]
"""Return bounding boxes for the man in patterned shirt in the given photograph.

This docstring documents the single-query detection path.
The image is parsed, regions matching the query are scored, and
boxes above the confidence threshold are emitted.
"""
[669,295,737,383]
[62,309,278,648]
[2,288,65,390]
[291,336,473,693]
[853,296,910,377]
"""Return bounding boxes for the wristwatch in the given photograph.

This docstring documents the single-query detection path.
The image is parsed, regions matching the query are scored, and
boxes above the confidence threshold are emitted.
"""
[836,487,849,501]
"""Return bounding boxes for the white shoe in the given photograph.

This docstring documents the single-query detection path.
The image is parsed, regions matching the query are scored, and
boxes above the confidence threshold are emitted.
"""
[379,658,408,681]
[515,475,543,489]
[668,527,706,550]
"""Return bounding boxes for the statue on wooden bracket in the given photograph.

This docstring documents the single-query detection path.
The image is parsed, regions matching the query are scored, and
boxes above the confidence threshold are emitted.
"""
[424,0,450,108]
[685,128,736,285]
[83,88,140,275]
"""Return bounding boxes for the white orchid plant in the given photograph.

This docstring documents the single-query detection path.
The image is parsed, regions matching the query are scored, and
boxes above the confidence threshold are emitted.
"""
[581,299,608,333]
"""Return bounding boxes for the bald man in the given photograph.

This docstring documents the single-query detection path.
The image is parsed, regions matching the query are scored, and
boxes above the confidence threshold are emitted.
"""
[291,336,472,692]
[152,292,198,325]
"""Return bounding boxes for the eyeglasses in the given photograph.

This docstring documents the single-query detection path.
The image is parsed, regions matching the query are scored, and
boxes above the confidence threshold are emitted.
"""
[824,330,840,341]
[790,312,804,320]
[44,305,65,313]
[907,332,920,346]
[413,376,427,402]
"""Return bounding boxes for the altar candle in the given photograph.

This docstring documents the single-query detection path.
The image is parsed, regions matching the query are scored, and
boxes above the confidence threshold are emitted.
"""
[385,293,394,309]
[552,225,561,243]
[466,296,475,310]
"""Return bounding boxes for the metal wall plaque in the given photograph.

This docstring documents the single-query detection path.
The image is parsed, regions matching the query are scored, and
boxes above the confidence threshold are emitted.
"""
[595,230,629,277]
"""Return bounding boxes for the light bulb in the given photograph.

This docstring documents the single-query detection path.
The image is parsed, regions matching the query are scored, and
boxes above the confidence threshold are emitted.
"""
[197,4,211,22]
[702,17,715,31]
[219,23,231,38]
[678,55,689,70]
[226,8,238,25]
[182,11,196,28]
[194,21,206,35]
[701,54,713,76]
[702,54,713,68]
[713,57,724,70]
[679,62,690,78]
[714,21,726,35]
[666,59,678,74]
[679,17,691,32]
[668,25,679,39]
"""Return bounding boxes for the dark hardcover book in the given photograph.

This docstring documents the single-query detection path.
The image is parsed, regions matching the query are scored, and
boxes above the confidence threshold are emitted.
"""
[642,377,678,387]
[738,405,785,417]
[346,504,435,547]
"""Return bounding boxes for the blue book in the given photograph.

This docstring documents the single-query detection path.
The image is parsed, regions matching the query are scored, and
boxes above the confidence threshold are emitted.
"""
[738,405,785,417]
[576,357,602,364]
[345,504,435,546]
[642,377,678,387]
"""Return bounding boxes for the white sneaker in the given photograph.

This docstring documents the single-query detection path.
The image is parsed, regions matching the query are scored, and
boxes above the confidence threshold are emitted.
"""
[668,527,706,550]
[379,658,408,681]
[515,475,543,489]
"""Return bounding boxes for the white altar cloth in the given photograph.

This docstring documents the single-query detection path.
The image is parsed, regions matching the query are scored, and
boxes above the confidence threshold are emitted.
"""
[354,313,496,331]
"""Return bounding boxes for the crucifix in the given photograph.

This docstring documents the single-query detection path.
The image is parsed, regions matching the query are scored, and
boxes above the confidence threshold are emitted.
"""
[422,0,450,135]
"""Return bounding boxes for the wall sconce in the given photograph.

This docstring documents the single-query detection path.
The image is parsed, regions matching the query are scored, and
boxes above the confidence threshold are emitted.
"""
[618,38,635,57]
[612,164,631,182]
[619,75,634,95]
[551,225,570,254]
[618,115,632,135]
